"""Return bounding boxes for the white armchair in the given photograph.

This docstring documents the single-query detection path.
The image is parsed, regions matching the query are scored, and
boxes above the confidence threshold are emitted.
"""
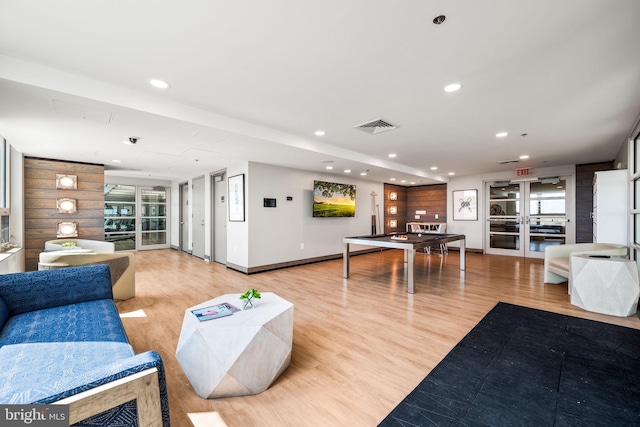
[44,239,115,253]
[544,243,628,284]
[39,239,134,301]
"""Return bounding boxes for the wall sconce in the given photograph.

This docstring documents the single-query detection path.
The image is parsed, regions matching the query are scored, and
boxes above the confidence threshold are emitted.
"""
[389,191,397,200]
[56,174,77,190]
[389,206,397,215]
[389,220,398,229]
[56,198,77,213]
[57,222,78,238]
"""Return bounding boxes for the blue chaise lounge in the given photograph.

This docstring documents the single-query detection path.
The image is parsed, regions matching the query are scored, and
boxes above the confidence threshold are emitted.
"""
[0,264,170,426]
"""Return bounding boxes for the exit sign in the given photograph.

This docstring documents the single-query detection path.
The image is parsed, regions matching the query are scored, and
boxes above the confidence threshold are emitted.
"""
[516,168,531,176]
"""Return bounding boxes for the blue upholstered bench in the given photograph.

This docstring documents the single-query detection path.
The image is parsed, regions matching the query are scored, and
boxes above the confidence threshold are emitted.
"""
[0,264,170,426]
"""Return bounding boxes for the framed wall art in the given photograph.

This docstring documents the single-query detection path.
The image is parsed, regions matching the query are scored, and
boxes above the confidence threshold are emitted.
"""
[228,174,245,222]
[453,189,478,221]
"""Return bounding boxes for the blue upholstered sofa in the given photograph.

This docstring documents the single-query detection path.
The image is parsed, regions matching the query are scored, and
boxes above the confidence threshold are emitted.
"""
[0,264,170,426]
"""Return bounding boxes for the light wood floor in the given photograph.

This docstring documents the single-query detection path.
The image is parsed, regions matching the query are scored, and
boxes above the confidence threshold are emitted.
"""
[116,249,640,427]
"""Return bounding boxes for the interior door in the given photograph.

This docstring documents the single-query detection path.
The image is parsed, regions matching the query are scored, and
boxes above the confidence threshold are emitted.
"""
[486,178,571,259]
[138,186,169,250]
[213,174,227,264]
[192,176,205,259]
[180,182,189,253]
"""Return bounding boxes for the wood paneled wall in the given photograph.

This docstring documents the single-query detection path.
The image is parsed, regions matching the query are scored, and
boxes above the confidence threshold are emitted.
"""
[383,184,407,234]
[407,184,447,224]
[24,157,105,271]
[575,162,613,243]
[383,183,447,234]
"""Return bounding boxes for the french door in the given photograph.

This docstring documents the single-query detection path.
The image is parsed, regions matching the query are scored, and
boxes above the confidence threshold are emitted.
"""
[486,177,573,258]
[138,186,169,250]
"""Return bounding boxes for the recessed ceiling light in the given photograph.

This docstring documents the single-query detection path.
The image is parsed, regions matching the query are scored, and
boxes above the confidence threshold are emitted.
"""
[430,166,438,170]
[112,159,121,163]
[360,172,367,176]
[388,153,397,158]
[444,83,462,92]
[344,169,351,173]
[390,178,396,181]
[325,166,333,170]
[411,182,416,185]
[448,172,455,176]
[400,180,406,183]
[148,79,170,89]
[315,130,325,136]
[520,155,529,159]
[496,132,508,138]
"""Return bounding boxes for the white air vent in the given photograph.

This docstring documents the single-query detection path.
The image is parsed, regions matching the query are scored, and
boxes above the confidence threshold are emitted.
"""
[354,118,397,135]
[498,159,520,165]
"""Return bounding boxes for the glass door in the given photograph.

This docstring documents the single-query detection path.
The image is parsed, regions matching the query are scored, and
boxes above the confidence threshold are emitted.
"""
[486,178,572,258]
[138,186,169,250]
[104,184,137,251]
[487,182,523,256]
[526,180,569,257]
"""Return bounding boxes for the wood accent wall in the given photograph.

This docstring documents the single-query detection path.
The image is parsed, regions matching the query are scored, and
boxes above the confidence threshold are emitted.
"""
[575,162,613,243]
[383,184,408,234]
[24,157,105,271]
[383,183,447,234]
[407,184,447,224]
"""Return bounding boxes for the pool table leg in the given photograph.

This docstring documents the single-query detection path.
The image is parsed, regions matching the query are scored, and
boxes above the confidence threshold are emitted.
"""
[460,238,466,270]
[407,248,415,294]
[343,242,350,278]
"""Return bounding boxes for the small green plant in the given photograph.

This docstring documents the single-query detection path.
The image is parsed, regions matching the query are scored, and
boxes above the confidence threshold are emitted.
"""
[61,241,76,248]
[240,289,261,309]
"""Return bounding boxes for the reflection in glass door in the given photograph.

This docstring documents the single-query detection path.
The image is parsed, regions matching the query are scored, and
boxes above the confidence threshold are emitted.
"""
[139,187,169,250]
[486,178,572,258]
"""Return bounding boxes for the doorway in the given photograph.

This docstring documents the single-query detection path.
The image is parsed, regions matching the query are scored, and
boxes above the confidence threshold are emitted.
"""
[212,173,227,264]
[179,182,189,253]
[192,176,206,259]
[138,186,170,250]
[485,177,574,258]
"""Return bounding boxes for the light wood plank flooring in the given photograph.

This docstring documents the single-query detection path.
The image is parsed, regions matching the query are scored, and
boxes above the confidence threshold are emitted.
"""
[116,249,640,427]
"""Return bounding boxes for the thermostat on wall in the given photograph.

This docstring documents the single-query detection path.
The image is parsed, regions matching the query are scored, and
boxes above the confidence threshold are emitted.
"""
[263,198,276,208]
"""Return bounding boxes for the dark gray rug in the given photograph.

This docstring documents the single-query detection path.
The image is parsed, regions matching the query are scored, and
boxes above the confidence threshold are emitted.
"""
[379,302,640,426]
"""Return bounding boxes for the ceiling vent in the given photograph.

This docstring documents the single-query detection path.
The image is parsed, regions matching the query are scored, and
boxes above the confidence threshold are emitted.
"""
[354,118,397,135]
[498,159,520,165]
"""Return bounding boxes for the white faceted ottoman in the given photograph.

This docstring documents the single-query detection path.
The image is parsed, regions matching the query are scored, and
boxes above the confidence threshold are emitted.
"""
[570,255,640,317]
[176,292,294,398]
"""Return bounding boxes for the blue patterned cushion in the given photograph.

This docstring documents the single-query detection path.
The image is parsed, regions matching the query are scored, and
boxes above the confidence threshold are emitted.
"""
[0,341,134,404]
[0,265,113,315]
[0,299,128,346]
[0,296,8,329]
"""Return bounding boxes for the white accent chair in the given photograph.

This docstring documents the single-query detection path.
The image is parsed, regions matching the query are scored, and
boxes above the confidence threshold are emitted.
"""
[38,239,135,301]
[44,239,115,253]
[543,243,628,284]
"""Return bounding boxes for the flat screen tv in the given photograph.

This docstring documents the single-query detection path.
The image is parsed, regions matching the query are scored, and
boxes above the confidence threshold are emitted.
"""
[313,180,356,217]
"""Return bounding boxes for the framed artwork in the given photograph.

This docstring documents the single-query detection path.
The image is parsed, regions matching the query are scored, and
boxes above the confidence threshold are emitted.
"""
[228,174,245,222]
[453,189,478,221]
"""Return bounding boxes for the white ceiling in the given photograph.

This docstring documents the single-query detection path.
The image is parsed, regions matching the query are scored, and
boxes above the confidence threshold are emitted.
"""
[1,0,639,184]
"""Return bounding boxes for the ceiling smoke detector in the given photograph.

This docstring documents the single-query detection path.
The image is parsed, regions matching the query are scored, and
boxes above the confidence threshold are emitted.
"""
[354,118,398,135]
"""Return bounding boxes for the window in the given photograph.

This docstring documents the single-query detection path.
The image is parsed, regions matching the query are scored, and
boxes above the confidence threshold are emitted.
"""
[630,127,640,266]
[104,184,136,250]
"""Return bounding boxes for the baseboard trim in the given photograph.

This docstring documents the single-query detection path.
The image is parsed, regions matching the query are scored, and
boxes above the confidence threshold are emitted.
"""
[226,246,482,275]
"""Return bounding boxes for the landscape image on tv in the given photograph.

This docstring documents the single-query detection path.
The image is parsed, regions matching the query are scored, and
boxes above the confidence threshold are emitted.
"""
[313,180,356,217]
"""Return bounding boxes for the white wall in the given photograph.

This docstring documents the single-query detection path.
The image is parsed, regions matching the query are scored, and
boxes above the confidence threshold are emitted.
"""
[246,162,383,268]
[225,161,250,268]
[446,164,576,250]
